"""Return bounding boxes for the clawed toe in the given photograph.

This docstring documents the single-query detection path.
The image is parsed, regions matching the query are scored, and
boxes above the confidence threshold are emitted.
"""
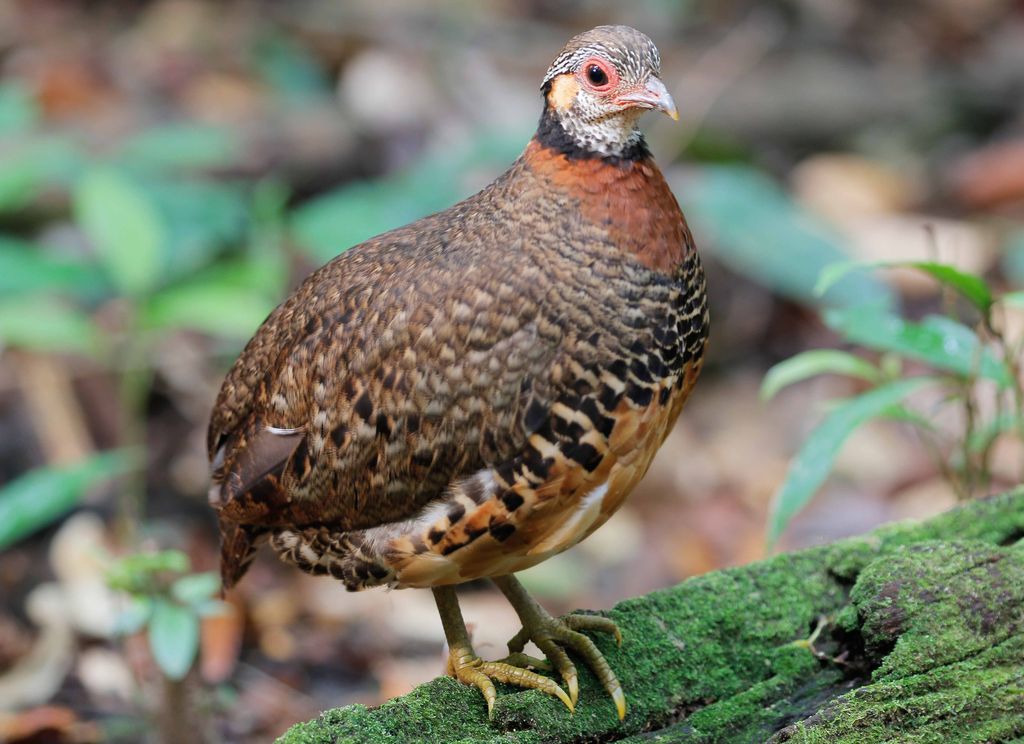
[498,651,552,670]
[434,585,573,719]
[449,654,573,718]
[434,582,626,722]
[534,615,625,719]
[495,576,627,720]
[563,612,623,646]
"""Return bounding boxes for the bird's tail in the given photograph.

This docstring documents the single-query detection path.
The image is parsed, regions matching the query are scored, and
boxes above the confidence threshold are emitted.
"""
[218,518,266,591]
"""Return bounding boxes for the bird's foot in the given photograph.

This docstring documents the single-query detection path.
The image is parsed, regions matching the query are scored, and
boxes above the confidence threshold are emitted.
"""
[502,608,626,720]
[446,645,573,719]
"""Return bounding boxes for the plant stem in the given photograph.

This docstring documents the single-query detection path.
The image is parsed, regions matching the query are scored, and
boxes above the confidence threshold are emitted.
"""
[159,675,202,744]
[115,305,153,546]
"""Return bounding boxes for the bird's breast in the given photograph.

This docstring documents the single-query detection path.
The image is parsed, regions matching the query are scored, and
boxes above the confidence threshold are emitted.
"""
[520,138,694,274]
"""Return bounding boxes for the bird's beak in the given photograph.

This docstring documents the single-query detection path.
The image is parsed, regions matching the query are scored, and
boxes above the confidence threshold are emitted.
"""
[615,77,679,121]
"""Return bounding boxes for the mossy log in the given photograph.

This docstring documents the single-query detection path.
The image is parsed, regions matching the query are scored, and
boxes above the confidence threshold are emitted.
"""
[281,489,1024,743]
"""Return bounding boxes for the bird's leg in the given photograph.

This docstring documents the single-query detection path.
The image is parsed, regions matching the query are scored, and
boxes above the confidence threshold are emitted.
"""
[431,585,572,718]
[492,574,626,720]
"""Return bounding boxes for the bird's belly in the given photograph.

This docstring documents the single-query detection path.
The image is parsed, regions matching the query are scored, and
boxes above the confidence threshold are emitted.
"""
[387,369,699,589]
[389,484,612,587]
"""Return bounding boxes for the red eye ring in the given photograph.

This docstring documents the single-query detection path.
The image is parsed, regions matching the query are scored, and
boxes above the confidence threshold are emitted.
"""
[580,57,617,91]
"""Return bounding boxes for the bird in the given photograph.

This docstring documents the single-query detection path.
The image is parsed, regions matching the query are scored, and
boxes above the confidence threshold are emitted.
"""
[207,24,708,721]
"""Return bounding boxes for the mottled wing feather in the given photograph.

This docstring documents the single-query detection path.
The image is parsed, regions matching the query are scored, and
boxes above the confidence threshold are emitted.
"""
[269,248,708,590]
[208,207,566,534]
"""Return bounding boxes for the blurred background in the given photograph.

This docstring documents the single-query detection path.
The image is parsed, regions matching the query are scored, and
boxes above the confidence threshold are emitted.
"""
[1,0,1023,741]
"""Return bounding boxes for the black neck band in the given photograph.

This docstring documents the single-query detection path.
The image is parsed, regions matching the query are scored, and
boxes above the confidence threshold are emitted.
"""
[535,86,650,165]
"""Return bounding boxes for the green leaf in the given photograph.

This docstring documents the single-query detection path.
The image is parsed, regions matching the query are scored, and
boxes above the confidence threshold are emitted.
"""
[674,165,894,310]
[141,280,274,339]
[761,350,881,400]
[254,35,331,100]
[824,309,1013,388]
[107,549,191,594]
[966,412,1023,454]
[816,260,992,314]
[0,236,108,299]
[0,137,83,212]
[113,597,153,636]
[171,572,221,605]
[767,378,934,546]
[0,83,38,135]
[142,178,248,279]
[878,404,938,432]
[0,296,102,355]
[117,123,236,172]
[0,147,39,211]
[0,451,136,551]
[1001,231,1024,287]
[194,598,230,617]
[148,600,199,680]
[75,168,166,296]
[247,178,291,291]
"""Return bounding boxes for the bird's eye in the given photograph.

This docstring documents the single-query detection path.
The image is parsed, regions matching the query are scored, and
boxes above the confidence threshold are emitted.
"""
[579,56,617,90]
[586,64,609,86]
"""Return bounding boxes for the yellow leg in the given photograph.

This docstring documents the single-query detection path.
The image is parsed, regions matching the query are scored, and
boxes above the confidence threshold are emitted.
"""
[493,574,626,720]
[432,585,572,719]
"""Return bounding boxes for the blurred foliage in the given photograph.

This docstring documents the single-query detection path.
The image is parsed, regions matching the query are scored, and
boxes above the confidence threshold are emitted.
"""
[108,550,224,681]
[0,450,136,551]
[1005,233,1024,286]
[0,82,38,135]
[0,75,289,544]
[819,260,993,315]
[679,166,894,309]
[0,235,107,299]
[764,262,1024,545]
[292,132,525,261]
[116,124,238,173]
[0,95,282,342]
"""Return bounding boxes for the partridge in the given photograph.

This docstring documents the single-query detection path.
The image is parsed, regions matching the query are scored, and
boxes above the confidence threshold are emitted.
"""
[208,25,708,720]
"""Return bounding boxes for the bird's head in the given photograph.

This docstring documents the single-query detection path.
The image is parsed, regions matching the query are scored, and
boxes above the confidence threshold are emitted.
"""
[539,25,677,160]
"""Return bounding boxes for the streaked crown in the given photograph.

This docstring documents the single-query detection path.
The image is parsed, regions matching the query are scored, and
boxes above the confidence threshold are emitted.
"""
[543,25,662,90]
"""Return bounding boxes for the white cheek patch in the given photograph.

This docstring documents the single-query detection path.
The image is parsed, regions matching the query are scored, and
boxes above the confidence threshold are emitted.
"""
[555,103,644,158]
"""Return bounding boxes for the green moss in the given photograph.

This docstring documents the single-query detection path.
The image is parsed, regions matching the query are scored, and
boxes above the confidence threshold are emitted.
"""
[853,540,1024,680]
[776,635,1024,743]
[778,536,1024,743]
[280,488,1024,744]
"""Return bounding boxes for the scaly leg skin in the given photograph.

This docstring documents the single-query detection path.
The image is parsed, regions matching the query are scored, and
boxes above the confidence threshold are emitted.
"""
[492,574,626,720]
[432,585,572,719]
